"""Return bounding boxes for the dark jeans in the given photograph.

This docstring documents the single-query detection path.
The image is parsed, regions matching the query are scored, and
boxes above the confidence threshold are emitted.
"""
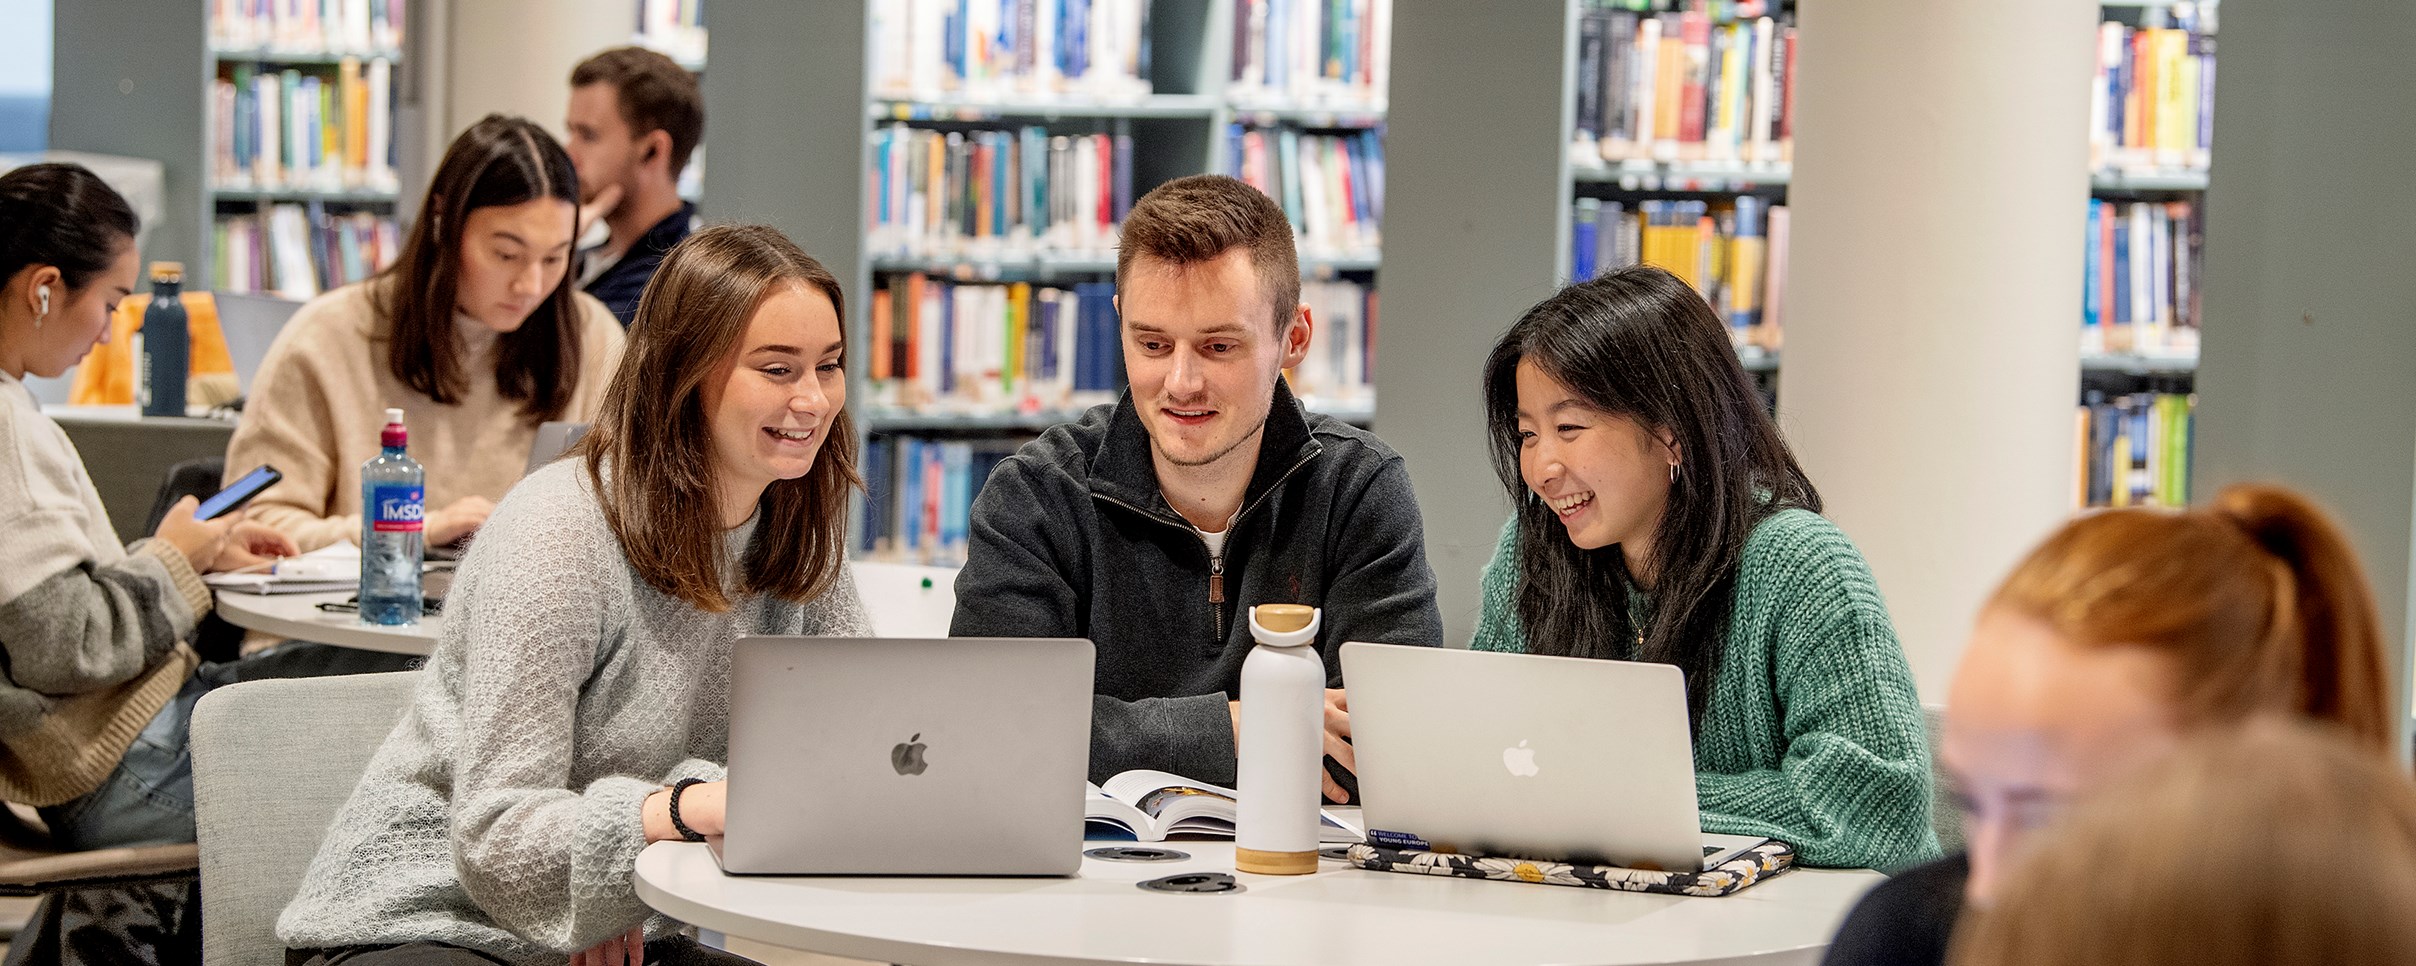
[287,937,762,965]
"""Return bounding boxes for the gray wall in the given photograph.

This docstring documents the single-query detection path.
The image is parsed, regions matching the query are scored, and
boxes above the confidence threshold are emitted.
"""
[49,0,207,273]
[1376,1,1573,646]
[2192,0,2416,737]
[698,0,869,321]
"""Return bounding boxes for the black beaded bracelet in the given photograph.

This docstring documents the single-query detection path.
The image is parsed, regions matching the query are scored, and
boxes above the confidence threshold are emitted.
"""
[667,777,707,843]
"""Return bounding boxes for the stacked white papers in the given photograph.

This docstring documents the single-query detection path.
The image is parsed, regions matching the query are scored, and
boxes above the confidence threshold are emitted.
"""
[204,541,360,595]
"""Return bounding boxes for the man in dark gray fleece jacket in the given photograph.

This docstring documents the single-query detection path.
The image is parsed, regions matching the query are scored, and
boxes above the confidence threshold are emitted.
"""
[950,175,1441,793]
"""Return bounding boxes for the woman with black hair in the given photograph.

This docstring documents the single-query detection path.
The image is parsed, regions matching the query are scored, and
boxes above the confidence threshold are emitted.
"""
[1471,265,1936,871]
[0,162,302,960]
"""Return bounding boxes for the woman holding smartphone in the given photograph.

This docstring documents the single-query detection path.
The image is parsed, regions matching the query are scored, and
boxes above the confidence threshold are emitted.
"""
[0,163,297,958]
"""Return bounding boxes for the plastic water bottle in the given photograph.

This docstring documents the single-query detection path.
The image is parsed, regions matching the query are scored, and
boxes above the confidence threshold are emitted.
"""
[1236,603,1325,876]
[137,262,187,417]
[359,408,424,625]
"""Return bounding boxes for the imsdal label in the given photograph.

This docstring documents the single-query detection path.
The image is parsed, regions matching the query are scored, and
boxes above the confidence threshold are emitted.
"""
[370,484,425,533]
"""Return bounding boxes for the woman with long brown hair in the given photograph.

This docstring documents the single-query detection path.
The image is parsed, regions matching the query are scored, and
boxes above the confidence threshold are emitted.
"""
[277,225,867,966]
[1951,718,2416,966]
[1823,483,2393,966]
[225,114,623,554]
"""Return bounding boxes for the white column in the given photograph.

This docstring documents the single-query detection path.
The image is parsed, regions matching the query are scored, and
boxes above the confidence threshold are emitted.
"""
[1779,0,2097,697]
[441,0,639,144]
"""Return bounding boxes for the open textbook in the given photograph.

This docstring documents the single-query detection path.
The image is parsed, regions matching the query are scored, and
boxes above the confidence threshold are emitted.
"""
[1085,769,1364,843]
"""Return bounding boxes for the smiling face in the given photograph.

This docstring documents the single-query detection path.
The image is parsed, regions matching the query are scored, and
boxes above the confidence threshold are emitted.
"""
[17,242,138,379]
[1514,359,1676,554]
[1116,248,1309,473]
[1943,606,2185,907]
[453,197,577,334]
[702,282,847,525]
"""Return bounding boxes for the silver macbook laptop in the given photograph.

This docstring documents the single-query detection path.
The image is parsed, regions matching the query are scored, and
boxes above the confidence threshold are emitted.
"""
[1342,641,1767,872]
[715,636,1095,876]
[525,421,589,475]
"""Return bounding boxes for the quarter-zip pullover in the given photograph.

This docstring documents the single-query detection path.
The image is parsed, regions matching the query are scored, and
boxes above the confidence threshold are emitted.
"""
[951,381,1443,785]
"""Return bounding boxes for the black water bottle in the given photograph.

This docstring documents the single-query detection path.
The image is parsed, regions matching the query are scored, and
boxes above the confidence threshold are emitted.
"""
[138,262,188,418]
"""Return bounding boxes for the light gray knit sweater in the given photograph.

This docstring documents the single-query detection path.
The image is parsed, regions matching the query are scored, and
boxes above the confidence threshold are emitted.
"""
[277,460,869,962]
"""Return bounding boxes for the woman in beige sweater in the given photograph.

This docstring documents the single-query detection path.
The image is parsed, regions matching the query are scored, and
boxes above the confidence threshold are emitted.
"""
[226,115,624,553]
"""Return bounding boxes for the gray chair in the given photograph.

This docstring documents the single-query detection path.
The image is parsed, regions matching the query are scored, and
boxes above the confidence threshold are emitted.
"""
[0,803,199,946]
[190,671,419,966]
[1923,705,1963,854]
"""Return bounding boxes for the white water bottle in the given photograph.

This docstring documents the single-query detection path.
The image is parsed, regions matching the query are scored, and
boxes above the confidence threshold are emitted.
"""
[1236,603,1324,875]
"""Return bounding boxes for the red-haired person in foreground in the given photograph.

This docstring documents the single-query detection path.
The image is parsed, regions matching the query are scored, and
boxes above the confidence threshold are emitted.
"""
[1952,718,2416,966]
[1822,484,2395,966]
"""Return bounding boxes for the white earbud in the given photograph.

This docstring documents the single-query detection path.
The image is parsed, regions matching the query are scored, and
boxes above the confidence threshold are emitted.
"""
[36,285,49,317]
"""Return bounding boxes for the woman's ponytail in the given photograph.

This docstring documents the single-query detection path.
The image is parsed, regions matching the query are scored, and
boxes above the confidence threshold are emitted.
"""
[1992,482,2394,756]
[2211,484,2393,753]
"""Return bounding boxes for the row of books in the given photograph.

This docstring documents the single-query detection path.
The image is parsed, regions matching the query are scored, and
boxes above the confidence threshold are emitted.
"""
[1225,126,1384,258]
[870,0,1152,102]
[868,277,1125,415]
[2083,199,2202,356]
[2092,19,2214,172]
[868,125,1134,261]
[635,0,708,67]
[864,276,1380,416]
[2077,390,2192,509]
[213,61,400,193]
[1574,4,1797,166]
[859,435,1022,567]
[211,0,405,54]
[1291,280,1379,406]
[213,207,400,301]
[1570,196,1787,353]
[1227,0,1392,107]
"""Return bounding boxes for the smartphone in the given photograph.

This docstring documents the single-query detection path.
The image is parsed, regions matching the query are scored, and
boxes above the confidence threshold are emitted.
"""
[195,465,282,521]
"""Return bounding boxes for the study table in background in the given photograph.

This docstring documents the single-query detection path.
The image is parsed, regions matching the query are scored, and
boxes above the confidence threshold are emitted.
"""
[212,589,443,655]
[209,562,956,656]
[637,829,1885,966]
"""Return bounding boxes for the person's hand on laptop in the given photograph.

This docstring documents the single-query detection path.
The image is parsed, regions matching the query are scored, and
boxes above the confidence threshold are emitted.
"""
[1228,690,1359,803]
[1322,688,1356,803]
[641,780,726,843]
[424,495,496,547]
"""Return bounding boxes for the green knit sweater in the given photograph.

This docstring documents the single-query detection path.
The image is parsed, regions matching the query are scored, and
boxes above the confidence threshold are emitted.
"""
[1472,509,1940,871]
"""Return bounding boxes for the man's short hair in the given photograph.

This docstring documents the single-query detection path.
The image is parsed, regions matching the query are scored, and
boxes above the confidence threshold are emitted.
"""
[1115,174,1300,333]
[570,47,706,178]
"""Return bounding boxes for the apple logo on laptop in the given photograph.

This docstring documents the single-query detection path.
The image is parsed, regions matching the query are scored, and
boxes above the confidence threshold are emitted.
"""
[1502,740,1540,777]
[891,734,930,776]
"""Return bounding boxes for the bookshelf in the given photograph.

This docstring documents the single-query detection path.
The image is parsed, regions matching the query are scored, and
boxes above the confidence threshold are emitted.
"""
[633,0,709,201]
[1559,0,2214,509]
[706,0,1390,564]
[206,2,411,301]
[50,0,436,303]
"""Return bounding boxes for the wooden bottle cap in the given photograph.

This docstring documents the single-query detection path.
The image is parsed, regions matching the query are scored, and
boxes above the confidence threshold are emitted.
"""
[1255,604,1314,633]
[1235,846,1319,875]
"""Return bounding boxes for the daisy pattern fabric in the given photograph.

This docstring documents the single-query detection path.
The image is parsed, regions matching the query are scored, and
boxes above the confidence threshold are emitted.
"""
[1343,841,1796,897]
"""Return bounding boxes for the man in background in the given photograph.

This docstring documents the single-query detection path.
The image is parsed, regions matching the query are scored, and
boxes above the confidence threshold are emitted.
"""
[564,46,702,325]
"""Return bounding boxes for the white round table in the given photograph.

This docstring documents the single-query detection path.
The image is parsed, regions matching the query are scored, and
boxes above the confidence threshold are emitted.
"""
[636,839,1883,966]
[212,589,443,655]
